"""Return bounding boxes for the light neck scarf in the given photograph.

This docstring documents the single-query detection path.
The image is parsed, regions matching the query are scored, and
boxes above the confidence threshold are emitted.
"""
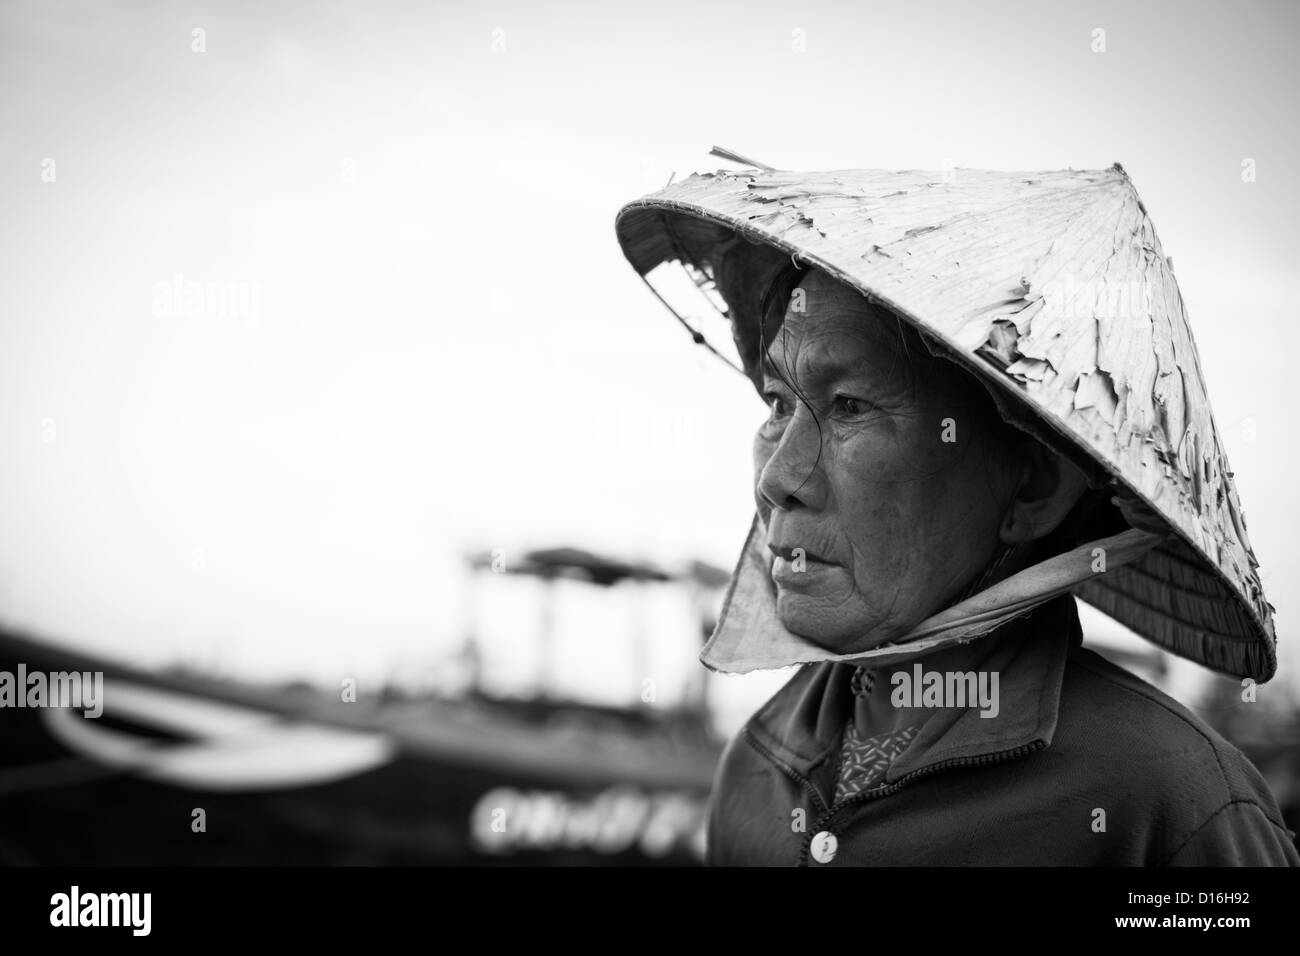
[701,513,1166,674]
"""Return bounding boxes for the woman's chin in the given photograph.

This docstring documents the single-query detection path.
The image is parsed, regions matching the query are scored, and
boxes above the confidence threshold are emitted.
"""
[774,594,892,654]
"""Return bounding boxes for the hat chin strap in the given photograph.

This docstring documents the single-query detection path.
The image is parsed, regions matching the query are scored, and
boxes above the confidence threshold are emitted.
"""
[700,516,1167,674]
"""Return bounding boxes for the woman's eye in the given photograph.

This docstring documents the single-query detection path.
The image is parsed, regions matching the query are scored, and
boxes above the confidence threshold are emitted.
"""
[763,392,790,418]
[832,395,870,416]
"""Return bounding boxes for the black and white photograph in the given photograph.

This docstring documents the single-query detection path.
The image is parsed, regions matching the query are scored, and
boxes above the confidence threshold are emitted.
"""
[1,0,1298,934]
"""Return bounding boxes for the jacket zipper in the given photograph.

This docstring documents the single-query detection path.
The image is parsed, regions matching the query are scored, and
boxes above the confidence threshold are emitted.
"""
[744,727,1046,865]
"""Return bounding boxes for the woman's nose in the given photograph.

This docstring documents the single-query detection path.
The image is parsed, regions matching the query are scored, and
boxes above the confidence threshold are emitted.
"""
[755,407,829,512]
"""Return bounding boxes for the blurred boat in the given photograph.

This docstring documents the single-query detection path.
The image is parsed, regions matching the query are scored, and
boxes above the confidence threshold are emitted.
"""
[0,547,728,866]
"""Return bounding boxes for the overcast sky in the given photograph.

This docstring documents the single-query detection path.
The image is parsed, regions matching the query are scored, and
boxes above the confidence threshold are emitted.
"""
[2,0,1298,726]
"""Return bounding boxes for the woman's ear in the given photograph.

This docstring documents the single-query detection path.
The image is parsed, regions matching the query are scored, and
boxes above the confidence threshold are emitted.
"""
[999,442,1090,545]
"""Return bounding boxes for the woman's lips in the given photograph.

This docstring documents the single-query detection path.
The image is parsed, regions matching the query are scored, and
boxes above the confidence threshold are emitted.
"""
[768,544,841,587]
[768,544,836,564]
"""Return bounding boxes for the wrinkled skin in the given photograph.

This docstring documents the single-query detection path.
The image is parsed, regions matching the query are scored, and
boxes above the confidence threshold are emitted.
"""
[753,270,1027,654]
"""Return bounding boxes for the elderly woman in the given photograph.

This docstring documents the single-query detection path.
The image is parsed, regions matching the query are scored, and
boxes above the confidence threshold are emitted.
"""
[616,161,1298,866]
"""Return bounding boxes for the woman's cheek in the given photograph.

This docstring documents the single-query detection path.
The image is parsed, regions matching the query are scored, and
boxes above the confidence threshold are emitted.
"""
[849,418,949,483]
[834,429,897,482]
[842,492,924,586]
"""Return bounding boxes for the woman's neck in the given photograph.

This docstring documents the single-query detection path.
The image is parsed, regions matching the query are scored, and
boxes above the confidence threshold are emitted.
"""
[851,542,1040,734]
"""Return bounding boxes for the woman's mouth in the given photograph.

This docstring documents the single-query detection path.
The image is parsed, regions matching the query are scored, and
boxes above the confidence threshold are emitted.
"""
[768,544,841,587]
[768,544,836,565]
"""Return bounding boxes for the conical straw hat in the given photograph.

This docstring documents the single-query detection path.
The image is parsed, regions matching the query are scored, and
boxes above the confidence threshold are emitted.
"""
[615,162,1277,681]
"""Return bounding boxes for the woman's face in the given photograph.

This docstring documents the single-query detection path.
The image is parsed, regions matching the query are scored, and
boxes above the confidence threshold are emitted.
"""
[753,270,1021,653]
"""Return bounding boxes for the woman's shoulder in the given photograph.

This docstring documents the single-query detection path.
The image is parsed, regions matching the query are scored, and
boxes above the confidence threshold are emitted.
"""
[1059,645,1240,754]
[1056,644,1295,860]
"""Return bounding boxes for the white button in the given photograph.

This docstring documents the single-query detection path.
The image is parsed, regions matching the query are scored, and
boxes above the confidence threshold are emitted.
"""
[810,830,838,864]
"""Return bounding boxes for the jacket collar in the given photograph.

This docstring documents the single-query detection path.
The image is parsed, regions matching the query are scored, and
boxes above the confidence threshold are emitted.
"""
[743,593,1082,803]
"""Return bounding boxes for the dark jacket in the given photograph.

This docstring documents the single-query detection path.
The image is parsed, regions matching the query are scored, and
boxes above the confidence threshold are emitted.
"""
[705,594,1299,866]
